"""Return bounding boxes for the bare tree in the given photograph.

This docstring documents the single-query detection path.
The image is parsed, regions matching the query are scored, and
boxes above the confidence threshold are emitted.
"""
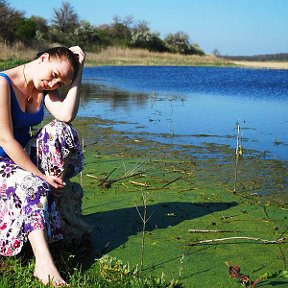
[112,15,134,29]
[52,1,79,33]
[212,48,221,57]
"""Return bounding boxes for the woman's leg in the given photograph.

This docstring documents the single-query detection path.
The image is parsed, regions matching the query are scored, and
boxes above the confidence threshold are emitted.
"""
[32,119,84,180]
[0,156,66,285]
[28,229,67,286]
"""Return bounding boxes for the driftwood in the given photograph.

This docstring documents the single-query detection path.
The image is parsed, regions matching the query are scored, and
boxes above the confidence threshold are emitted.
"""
[188,229,240,233]
[56,180,93,243]
[187,236,287,246]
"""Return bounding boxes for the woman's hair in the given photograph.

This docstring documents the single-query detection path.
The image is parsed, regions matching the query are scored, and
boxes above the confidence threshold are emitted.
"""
[36,47,79,82]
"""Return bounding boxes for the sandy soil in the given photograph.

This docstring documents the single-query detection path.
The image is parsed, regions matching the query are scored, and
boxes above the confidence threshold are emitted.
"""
[232,60,288,69]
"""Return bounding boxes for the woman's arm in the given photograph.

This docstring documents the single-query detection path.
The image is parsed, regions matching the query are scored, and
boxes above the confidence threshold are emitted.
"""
[0,78,65,189]
[44,46,86,123]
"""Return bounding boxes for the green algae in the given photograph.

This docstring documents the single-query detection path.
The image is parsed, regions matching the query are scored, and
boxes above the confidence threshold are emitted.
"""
[70,117,288,287]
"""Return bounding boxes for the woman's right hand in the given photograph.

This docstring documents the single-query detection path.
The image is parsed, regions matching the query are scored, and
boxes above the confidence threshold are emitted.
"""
[42,174,66,190]
[69,45,86,66]
[42,174,66,198]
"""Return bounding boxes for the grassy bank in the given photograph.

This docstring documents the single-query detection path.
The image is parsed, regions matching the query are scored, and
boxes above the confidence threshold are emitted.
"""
[0,42,232,68]
[2,41,288,69]
[1,117,287,287]
[85,46,232,66]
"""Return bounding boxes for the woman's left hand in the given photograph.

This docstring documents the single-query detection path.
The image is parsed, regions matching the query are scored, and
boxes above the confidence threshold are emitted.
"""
[69,45,86,65]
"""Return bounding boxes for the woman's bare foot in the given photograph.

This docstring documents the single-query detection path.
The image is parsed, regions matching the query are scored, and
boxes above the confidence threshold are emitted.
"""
[33,258,68,286]
[28,227,69,286]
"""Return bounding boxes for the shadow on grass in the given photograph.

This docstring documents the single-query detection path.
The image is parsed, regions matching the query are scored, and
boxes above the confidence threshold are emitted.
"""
[81,201,238,269]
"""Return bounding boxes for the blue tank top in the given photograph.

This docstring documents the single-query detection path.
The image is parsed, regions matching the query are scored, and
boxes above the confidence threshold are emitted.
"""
[0,73,44,157]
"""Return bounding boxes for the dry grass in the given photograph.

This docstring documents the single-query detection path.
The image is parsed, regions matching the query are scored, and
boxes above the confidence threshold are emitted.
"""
[85,46,231,66]
[0,41,36,60]
[232,60,288,70]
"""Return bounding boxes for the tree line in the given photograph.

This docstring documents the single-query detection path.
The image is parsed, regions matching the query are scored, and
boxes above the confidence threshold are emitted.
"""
[0,0,205,55]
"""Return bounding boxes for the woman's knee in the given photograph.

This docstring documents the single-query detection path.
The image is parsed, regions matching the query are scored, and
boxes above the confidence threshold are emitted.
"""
[39,119,79,149]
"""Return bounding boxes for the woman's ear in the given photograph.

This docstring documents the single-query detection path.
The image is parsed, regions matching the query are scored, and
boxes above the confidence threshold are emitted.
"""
[39,53,50,63]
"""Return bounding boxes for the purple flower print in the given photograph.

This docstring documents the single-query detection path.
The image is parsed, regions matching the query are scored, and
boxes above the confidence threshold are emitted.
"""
[5,186,16,198]
[26,192,40,206]
[0,163,17,178]
[37,186,47,196]
[24,205,32,215]
[43,131,49,144]
[23,222,33,234]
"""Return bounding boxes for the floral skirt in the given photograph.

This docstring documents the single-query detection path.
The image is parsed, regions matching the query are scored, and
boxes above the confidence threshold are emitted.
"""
[0,120,84,256]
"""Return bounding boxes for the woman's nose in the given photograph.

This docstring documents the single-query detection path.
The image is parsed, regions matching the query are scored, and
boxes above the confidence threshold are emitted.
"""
[51,78,60,88]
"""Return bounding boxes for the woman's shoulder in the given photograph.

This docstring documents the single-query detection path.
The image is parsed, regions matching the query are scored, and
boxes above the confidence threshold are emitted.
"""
[0,73,12,99]
[0,73,11,87]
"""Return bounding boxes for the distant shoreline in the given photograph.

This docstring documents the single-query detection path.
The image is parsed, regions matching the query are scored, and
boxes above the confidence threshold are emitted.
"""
[231,60,288,70]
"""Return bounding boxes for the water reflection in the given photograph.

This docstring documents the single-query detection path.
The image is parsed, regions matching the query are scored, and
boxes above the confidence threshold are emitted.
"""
[78,67,288,160]
[80,83,149,109]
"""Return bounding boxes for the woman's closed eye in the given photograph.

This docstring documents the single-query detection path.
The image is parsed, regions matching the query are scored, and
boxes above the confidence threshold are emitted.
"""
[53,72,64,87]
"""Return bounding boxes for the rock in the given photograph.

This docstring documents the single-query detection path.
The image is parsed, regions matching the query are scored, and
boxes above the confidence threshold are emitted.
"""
[56,180,93,243]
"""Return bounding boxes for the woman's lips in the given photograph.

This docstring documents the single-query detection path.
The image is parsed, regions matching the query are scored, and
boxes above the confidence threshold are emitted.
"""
[42,80,49,89]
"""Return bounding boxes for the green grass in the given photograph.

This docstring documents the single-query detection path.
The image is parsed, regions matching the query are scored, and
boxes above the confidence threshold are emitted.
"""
[0,59,26,70]
[1,117,288,287]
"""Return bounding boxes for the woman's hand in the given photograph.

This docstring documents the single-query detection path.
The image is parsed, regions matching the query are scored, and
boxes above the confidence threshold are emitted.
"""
[69,45,86,65]
[42,174,66,198]
[42,174,66,189]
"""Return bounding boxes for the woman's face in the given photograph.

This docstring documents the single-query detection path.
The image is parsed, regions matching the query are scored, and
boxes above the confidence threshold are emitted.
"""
[34,53,74,91]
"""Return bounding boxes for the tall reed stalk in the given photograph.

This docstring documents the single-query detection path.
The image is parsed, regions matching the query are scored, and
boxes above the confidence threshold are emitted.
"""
[233,119,243,192]
[135,191,152,271]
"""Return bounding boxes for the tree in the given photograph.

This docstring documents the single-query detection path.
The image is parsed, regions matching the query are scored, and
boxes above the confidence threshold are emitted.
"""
[16,18,37,44]
[164,31,205,55]
[29,16,49,43]
[50,1,79,46]
[130,20,164,52]
[164,31,191,54]
[109,15,134,46]
[51,1,79,33]
[30,16,49,35]
[74,20,101,48]
[212,48,221,57]
[0,0,24,43]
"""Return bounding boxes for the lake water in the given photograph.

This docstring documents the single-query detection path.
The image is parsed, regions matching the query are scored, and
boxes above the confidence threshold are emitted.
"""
[79,66,288,160]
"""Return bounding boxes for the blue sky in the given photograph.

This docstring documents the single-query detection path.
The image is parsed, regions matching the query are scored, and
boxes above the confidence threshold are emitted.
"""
[8,0,288,56]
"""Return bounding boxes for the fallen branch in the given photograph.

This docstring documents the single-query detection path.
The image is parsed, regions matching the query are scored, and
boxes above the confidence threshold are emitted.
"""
[187,236,287,246]
[86,172,144,189]
[129,180,150,187]
[86,173,99,179]
[162,176,182,188]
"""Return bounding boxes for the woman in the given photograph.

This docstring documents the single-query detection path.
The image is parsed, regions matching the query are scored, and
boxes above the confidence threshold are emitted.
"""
[0,45,85,286]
